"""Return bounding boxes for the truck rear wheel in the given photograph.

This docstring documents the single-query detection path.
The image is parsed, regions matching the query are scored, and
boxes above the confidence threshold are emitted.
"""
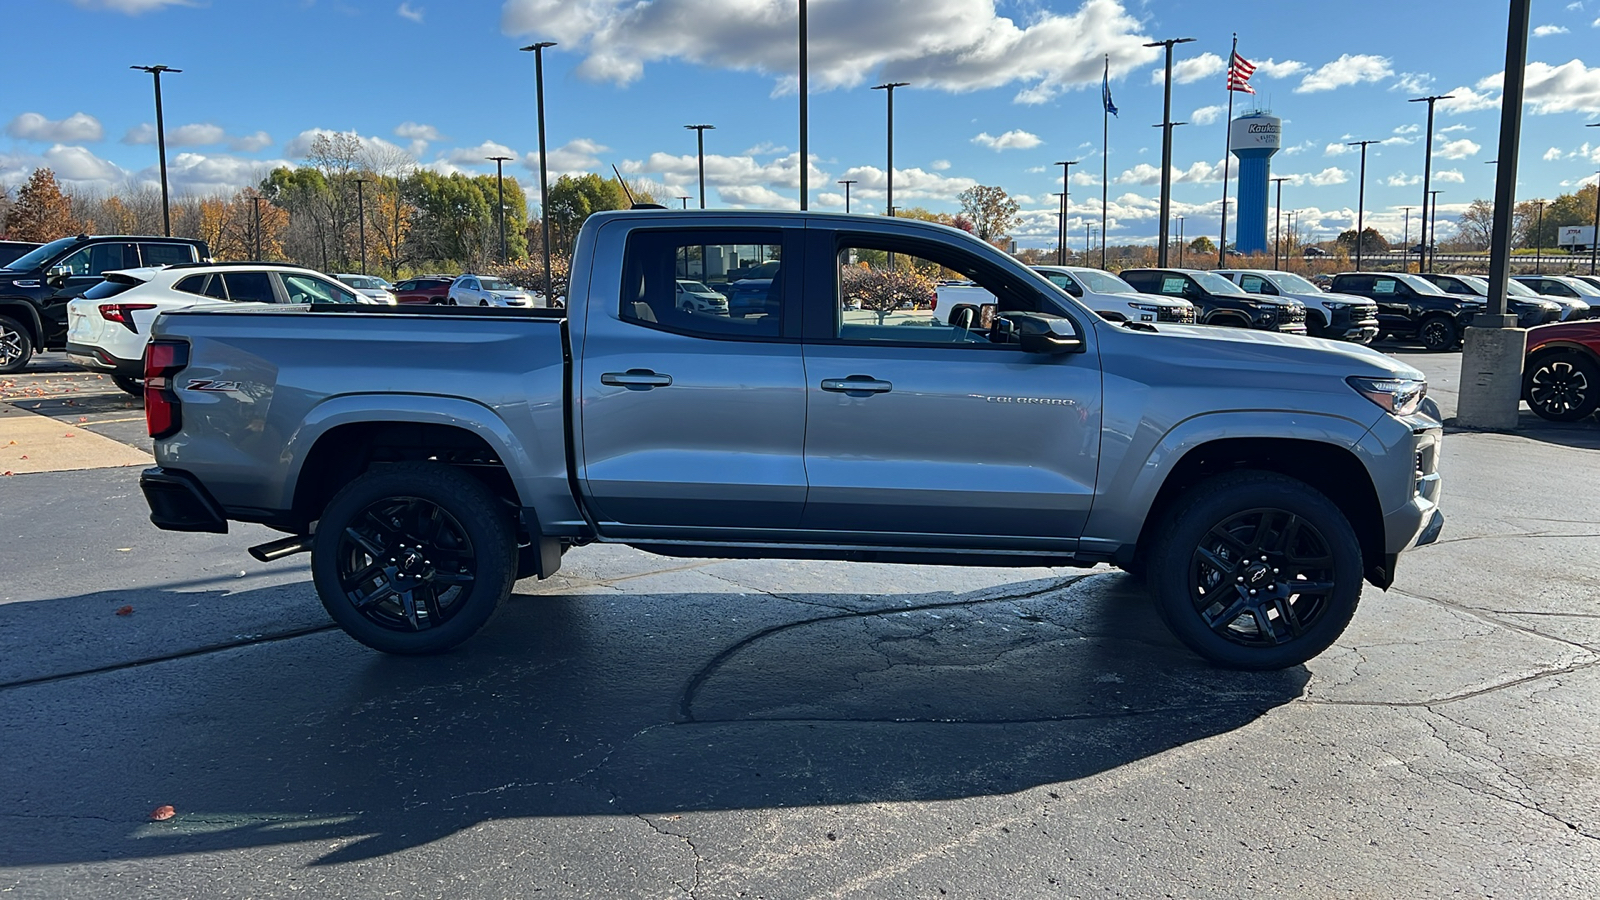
[311,461,516,654]
[1147,471,1363,670]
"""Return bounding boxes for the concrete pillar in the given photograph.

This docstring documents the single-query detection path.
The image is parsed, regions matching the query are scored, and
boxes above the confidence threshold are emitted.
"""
[1455,325,1526,430]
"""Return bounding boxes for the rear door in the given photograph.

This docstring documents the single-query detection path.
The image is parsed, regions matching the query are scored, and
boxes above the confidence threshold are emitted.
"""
[576,225,808,537]
[797,227,1101,545]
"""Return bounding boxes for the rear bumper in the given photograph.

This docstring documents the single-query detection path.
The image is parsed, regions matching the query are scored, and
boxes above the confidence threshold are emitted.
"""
[140,467,228,533]
[65,342,143,377]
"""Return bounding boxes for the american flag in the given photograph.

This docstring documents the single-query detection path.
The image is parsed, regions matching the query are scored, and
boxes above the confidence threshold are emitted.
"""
[1227,52,1256,94]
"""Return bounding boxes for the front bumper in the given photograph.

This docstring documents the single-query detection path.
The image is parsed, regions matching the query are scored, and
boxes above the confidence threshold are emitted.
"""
[140,467,228,533]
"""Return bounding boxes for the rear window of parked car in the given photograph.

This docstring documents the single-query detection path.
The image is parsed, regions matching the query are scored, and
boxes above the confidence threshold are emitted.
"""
[140,243,196,267]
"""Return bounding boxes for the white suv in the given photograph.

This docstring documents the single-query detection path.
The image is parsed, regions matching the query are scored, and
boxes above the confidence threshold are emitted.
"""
[65,263,361,394]
[447,274,540,307]
[334,273,398,304]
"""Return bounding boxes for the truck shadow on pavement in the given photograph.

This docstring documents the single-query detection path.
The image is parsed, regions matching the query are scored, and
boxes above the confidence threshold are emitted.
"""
[0,571,1309,867]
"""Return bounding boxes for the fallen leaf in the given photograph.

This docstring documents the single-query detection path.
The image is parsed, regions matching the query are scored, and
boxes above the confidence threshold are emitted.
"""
[150,805,175,821]
[115,605,134,616]
[63,433,74,438]
[2,472,11,477]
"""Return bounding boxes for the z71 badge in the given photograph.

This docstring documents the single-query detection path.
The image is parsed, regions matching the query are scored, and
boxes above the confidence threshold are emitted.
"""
[185,380,243,394]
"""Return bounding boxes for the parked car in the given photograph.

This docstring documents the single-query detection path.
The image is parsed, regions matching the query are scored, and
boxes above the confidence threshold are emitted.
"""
[64,262,360,394]
[1030,265,1195,324]
[1328,272,1481,351]
[1119,268,1307,333]
[1568,274,1600,294]
[448,274,539,307]
[1302,246,1331,258]
[1509,275,1596,321]
[674,279,729,314]
[0,240,41,269]
[334,274,399,305]
[1416,273,1562,329]
[392,276,456,305]
[139,207,1445,670]
[0,233,209,373]
[725,278,778,318]
[1522,319,1600,421]
[1217,269,1379,342]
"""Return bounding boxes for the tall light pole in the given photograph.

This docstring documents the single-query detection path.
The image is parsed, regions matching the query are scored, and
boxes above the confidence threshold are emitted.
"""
[838,179,856,213]
[131,65,181,237]
[1400,205,1415,270]
[1347,140,1379,271]
[1410,93,1455,276]
[684,124,715,209]
[798,0,808,210]
[488,155,512,263]
[1272,176,1289,270]
[1587,124,1600,274]
[677,196,690,209]
[521,41,558,303]
[1055,160,1079,265]
[1176,215,1186,266]
[1145,36,1195,267]
[1429,190,1444,273]
[251,195,264,260]
[1533,198,1545,274]
[872,82,909,217]
[352,177,368,275]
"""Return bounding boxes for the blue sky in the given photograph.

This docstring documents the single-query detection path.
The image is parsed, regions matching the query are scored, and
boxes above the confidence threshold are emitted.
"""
[3,0,1599,251]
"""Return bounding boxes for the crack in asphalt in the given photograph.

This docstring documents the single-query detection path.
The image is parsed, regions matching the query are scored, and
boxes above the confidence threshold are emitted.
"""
[1306,656,1600,709]
[635,813,704,898]
[1429,531,1600,546]
[0,623,340,692]
[1391,586,1599,655]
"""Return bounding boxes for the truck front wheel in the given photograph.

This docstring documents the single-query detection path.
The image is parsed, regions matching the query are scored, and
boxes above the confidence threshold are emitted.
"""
[311,461,516,654]
[0,315,33,374]
[1147,471,1363,670]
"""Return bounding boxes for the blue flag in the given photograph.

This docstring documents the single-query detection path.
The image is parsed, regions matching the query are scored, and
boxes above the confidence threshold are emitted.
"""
[1102,58,1118,117]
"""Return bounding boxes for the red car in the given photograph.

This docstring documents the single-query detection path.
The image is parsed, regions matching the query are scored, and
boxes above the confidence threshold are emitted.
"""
[1524,320,1600,421]
[391,275,455,305]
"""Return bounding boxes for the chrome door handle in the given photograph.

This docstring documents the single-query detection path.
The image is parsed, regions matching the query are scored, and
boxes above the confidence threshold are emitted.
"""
[820,376,893,394]
[601,369,673,389]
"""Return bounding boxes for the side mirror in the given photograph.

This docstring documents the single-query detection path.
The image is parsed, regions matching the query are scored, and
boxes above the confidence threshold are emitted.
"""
[46,265,72,288]
[1000,312,1085,355]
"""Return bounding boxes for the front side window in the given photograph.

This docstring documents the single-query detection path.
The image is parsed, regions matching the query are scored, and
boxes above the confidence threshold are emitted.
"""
[1158,276,1187,296]
[620,230,784,338]
[1372,278,1398,295]
[139,243,196,267]
[1239,274,1273,294]
[60,243,133,276]
[280,273,355,304]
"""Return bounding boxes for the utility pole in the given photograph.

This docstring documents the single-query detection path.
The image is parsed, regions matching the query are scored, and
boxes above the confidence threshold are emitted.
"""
[684,124,715,209]
[872,82,909,216]
[1055,160,1079,265]
[1145,37,1195,267]
[1272,177,1289,270]
[1410,93,1455,276]
[521,41,558,303]
[838,179,856,213]
[131,65,181,236]
[1347,140,1379,271]
[488,156,512,263]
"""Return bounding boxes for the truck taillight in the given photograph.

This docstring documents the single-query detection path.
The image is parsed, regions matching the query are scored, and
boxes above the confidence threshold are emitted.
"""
[144,340,189,439]
[100,303,158,332]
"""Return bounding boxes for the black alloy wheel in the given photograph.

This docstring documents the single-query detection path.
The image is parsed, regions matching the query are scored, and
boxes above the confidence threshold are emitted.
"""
[1524,352,1600,422]
[0,315,32,374]
[1149,472,1363,670]
[1418,316,1457,352]
[311,462,515,654]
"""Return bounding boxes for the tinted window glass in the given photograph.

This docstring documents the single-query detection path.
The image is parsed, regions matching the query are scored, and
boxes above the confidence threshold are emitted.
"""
[175,274,209,296]
[224,271,275,302]
[1373,279,1397,295]
[140,243,196,267]
[280,273,357,304]
[59,244,131,276]
[82,278,141,300]
[620,230,784,338]
[834,242,1019,346]
[1072,270,1135,294]
[1159,276,1187,295]
[1240,275,1270,294]
[4,237,77,272]
[394,280,416,291]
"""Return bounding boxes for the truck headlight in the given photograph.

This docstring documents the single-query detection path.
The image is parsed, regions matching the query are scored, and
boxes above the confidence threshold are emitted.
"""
[1348,376,1427,416]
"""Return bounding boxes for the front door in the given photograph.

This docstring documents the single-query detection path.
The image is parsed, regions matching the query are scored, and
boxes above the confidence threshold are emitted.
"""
[798,230,1101,546]
[44,242,136,345]
[577,226,808,537]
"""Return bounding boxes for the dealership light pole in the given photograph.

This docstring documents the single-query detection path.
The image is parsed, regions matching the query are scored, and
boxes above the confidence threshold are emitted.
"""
[1145,36,1194,266]
[1347,140,1379,271]
[1429,190,1444,273]
[1410,93,1455,275]
[488,156,512,263]
[838,179,856,213]
[677,196,690,209]
[684,124,715,209]
[798,0,808,209]
[1400,206,1415,270]
[872,82,910,216]
[1056,160,1079,265]
[1176,215,1185,266]
[520,41,558,302]
[1533,198,1545,274]
[352,177,369,275]
[131,65,181,236]
[1272,176,1289,270]
[251,195,264,260]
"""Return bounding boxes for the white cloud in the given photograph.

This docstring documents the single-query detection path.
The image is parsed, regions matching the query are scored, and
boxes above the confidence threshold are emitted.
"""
[1533,24,1569,36]
[718,184,797,209]
[164,152,291,195]
[1324,142,1354,156]
[283,128,408,159]
[532,137,610,174]
[230,131,273,153]
[1439,123,1474,133]
[1154,52,1224,86]
[499,0,1164,105]
[1384,172,1422,187]
[1190,105,1224,126]
[398,2,424,22]
[971,129,1042,151]
[930,159,951,170]
[1434,169,1466,183]
[1296,54,1394,93]
[1304,167,1349,187]
[1393,123,1420,135]
[1281,140,1315,155]
[1253,58,1305,79]
[743,142,788,156]
[1389,72,1434,94]
[446,141,518,166]
[123,121,265,150]
[168,123,227,145]
[6,112,104,143]
[1434,138,1481,159]
[396,122,443,142]
[1114,158,1226,185]
[1518,59,1600,114]
[1545,146,1566,161]
[69,0,194,12]
[1435,85,1500,114]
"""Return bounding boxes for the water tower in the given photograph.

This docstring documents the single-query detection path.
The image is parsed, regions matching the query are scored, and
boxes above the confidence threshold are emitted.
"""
[1229,112,1282,255]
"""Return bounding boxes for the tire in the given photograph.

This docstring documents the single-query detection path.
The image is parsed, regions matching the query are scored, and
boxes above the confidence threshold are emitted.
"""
[1418,315,1457,352]
[0,315,34,374]
[310,461,516,654]
[1524,351,1600,421]
[1147,471,1364,670]
[111,374,143,397]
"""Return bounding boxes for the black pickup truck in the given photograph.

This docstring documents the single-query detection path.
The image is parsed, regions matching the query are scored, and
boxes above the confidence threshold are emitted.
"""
[0,233,209,372]
[1120,268,1308,333]
[1329,271,1480,351]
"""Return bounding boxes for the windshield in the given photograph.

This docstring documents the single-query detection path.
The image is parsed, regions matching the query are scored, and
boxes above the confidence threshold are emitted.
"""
[1394,273,1449,296]
[479,277,515,292]
[340,275,385,290]
[1460,276,1541,298]
[679,280,715,293]
[1265,272,1323,294]
[1073,269,1137,294]
[1191,271,1248,295]
[1558,277,1600,297]
[3,237,78,272]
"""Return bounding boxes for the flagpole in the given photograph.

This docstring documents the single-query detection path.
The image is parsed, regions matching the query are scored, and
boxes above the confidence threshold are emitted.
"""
[1218,33,1237,268]
[1102,55,1110,269]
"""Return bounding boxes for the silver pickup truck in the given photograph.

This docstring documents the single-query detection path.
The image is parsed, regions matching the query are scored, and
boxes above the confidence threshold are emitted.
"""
[139,209,1444,670]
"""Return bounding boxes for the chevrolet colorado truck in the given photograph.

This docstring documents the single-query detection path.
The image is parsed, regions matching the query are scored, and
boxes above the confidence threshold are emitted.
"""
[138,209,1444,670]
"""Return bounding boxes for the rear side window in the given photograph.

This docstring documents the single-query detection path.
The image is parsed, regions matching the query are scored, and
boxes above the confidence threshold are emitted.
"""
[223,271,276,303]
[174,274,226,298]
[395,280,415,291]
[620,229,785,339]
[139,243,197,267]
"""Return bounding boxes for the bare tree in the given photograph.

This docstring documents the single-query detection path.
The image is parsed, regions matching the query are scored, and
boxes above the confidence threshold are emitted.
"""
[957,185,1021,247]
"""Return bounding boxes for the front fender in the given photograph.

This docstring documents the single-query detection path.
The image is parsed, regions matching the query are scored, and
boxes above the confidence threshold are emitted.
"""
[0,297,44,341]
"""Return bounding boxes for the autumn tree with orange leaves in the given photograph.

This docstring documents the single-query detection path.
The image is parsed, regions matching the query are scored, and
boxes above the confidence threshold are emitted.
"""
[6,169,82,241]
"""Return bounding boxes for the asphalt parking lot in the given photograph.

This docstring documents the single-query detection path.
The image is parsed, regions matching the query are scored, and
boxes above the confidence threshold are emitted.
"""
[1,346,1597,898]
